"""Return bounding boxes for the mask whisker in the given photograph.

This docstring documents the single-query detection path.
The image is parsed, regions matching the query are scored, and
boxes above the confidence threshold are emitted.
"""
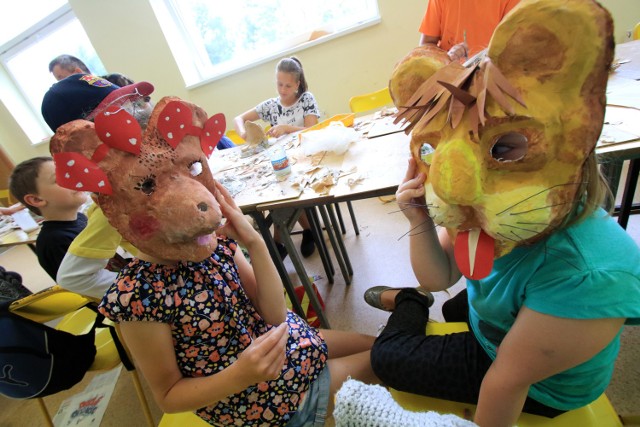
[499,224,540,234]
[496,182,584,216]
[397,219,439,241]
[544,246,582,271]
[507,201,574,216]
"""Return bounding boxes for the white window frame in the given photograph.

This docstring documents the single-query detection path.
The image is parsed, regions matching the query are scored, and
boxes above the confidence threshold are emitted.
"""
[0,4,103,145]
[149,0,381,89]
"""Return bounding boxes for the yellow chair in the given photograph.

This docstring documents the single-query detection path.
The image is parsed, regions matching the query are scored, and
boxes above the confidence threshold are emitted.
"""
[349,86,394,114]
[9,285,92,323]
[8,287,155,427]
[390,322,623,427]
[159,410,211,426]
[0,188,15,207]
[225,129,246,145]
[633,22,640,40]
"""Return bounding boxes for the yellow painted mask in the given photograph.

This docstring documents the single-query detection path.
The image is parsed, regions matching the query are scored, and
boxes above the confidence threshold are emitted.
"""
[389,0,613,279]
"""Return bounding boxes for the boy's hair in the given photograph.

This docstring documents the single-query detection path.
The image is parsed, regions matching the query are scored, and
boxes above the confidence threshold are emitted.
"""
[9,157,53,216]
[277,56,308,98]
[48,54,90,74]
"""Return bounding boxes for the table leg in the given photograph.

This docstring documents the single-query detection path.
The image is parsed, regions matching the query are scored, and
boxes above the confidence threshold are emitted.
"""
[271,208,331,329]
[326,204,353,276]
[600,157,624,198]
[618,158,640,229]
[305,207,335,283]
[248,212,305,318]
[334,203,347,234]
[318,205,351,285]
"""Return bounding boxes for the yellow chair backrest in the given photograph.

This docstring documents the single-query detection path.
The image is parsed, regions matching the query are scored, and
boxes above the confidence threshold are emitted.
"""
[0,188,15,207]
[159,411,211,427]
[349,87,394,114]
[9,285,93,323]
[390,322,622,427]
[633,22,640,40]
[225,129,246,145]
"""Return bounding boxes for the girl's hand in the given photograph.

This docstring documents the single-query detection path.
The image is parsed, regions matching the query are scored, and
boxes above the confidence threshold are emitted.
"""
[235,323,289,386]
[396,158,430,224]
[214,180,261,247]
[267,125,290,138]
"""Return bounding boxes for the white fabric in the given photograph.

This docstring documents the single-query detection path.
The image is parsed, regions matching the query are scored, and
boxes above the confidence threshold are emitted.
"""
[334,379,477,427]
[56,252,117,300]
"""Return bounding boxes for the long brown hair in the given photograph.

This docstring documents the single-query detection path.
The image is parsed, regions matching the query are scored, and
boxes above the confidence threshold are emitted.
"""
[276,57,308,98]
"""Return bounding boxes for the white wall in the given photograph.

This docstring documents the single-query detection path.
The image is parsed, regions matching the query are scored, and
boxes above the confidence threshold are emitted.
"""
[0,0,637,164]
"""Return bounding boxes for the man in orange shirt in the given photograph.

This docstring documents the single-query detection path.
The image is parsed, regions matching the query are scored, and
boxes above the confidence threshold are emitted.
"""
[419,0,520,61]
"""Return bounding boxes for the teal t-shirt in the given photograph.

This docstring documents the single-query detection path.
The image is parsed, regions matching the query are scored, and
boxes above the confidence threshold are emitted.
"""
[467,209,640,410]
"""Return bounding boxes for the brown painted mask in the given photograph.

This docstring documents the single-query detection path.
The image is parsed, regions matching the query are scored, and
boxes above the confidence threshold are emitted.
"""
[389,0,613,279]
[50,96,227,262]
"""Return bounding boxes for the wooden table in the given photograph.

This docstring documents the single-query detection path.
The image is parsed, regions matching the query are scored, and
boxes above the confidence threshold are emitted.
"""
[209,112,410,327]
[0,227,39,253]
[596,40,640,228]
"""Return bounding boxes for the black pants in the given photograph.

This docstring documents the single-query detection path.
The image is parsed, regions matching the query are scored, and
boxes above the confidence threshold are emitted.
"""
[370,288,565,418]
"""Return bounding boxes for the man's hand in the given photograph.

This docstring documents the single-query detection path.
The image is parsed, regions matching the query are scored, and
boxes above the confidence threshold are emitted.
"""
[448,41,469,62]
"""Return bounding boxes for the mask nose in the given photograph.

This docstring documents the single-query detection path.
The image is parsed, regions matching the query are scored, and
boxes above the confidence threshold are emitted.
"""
[430,139,481,205]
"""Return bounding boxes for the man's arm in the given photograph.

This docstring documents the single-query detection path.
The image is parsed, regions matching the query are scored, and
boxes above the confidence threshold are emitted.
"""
[419,34,440,46]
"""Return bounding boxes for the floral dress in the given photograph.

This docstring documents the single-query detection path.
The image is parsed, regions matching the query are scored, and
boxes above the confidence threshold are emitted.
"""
[98,236,328,426]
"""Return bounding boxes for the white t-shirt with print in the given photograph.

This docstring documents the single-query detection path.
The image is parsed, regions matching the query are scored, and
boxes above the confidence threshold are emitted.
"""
[255,92,320,127]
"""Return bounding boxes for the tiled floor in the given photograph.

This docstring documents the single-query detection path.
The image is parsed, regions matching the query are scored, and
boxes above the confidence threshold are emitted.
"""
[0,197,638,426]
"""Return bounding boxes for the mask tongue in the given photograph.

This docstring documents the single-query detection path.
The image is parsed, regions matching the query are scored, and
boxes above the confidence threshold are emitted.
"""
[454,229,494,279]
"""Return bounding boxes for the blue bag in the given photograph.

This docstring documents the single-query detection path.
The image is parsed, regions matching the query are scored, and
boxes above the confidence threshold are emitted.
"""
[0,301,97,399]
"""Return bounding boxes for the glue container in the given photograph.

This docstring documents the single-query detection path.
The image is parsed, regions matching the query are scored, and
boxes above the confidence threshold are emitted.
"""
[270,146,291,181]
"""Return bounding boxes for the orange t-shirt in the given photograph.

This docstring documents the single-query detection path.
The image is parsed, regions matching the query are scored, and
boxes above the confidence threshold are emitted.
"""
[419,0,520,55]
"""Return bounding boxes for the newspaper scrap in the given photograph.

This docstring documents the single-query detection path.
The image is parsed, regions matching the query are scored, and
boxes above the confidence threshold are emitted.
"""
[53,365,122,427]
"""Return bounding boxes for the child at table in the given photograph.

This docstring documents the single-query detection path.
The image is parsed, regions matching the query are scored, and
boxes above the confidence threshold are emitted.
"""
[234,57,320,258]
[234,57,320,139]
[8,156,88,280]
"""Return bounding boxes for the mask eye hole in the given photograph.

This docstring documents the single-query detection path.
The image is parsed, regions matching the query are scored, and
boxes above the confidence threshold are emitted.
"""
[490,132,528,162]
[135,174,156,195]
[189,160,203,177]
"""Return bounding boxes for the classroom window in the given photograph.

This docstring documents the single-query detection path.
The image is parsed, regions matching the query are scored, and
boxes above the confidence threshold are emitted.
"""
[150,0,380,87]
[0,2,106,144]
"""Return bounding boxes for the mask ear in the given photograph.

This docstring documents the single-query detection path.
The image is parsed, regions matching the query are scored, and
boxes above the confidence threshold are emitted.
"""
[487,0,613,157]
[50,120,114,195]
[389,45,450,109]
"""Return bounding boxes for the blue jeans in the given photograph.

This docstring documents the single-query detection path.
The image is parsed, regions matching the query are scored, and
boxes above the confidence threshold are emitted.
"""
[287,366,331,427]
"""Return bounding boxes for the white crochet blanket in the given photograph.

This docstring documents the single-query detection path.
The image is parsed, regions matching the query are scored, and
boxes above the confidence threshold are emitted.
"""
[334,379,478,427]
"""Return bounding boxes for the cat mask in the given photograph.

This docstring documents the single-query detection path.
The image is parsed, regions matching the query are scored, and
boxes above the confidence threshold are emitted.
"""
[389,0,613,279]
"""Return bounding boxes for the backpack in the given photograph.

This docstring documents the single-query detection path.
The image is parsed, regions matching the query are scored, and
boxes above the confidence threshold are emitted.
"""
[0,267,32,304]
[0,301,100,399]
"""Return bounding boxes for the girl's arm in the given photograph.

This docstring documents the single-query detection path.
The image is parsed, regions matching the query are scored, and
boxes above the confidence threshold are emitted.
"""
[233,109,260,140]
[119,321,289,413]
[474,307,624,427]
[398,158,460,291]
[267,115,319,138]
[214,181,286,324]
